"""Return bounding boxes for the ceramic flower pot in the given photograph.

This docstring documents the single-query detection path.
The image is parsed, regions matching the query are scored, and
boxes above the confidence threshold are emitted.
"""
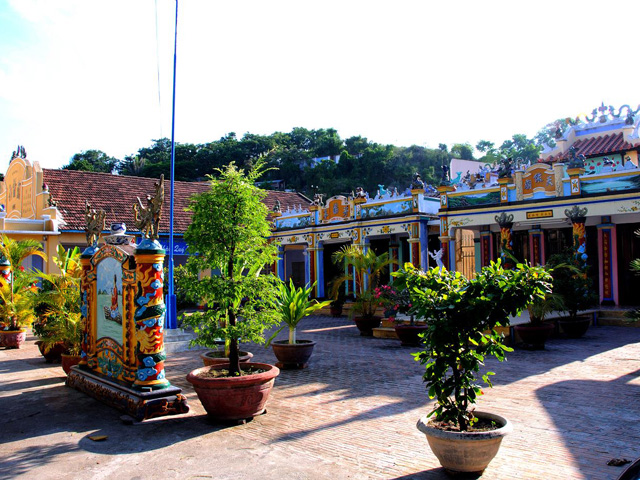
[35,340,66,363]
[330,306,343,317]
[513,322,554,349]
[0,329,27,349]
[416,411,512,474]
[200,350,253,367]
[558,315,591,339]
[394,324,428,347]
[61,354,82,375]
[271,340,316,369]
[186,362,280,422]
[353,316,382,336]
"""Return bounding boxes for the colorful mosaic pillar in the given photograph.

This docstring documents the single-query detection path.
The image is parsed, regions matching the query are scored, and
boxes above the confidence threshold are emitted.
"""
[480,230,492,268]
[308,248,317,297]
[597,221,617,305]
[565,206,588,268]
[133,240,170,391]
[495,212,514,269]
[528,227,544,266]
[78,248,96,368]
[567,167,585,196]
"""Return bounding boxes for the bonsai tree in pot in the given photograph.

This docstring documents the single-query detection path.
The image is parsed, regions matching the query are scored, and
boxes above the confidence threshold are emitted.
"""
[0,236,46,348]
[546,251,598,338]
[329,288,346,317]
[394,261,551,474]
[267,279,330,369]
[180,161,282,422]
[330,244,394,335]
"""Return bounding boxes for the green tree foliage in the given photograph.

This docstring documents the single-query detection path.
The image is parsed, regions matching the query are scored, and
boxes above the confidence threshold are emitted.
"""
[63,150,119,173]
[450,143,475,160]
[178,161,280,376]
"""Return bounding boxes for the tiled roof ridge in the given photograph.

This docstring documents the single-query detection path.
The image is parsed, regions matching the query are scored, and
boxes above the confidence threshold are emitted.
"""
[42,168,209,186]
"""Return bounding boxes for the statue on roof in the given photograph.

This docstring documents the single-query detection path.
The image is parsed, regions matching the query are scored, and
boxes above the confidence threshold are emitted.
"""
[133,175,164,241]
[412,172,426,190]
[11,145,26,161]
[497,157,514,179]
[567,147,586,169]
[85,201,106,247]
[439,163,450,186]
[273,199,281,214]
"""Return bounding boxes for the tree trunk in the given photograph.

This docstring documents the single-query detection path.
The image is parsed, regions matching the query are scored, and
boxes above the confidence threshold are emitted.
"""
[288,326,296,345]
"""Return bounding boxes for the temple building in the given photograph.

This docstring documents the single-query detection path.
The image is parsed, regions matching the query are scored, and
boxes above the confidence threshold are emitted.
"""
[438,104,640,306]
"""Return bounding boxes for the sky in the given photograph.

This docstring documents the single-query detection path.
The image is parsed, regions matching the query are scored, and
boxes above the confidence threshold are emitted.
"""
[1,0,639,171]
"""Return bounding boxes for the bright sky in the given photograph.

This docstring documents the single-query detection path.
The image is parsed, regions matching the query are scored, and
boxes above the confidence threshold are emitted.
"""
[1,0,639,171]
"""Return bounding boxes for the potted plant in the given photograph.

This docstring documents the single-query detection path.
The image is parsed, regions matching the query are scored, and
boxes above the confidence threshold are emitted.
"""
[181,161,281,422]
[374,280,425,346]
[0,236,46,349]
[329,289,345,317]
[331,245,394,336]
[513,288,564,350]
[267,279,330,369]
[31,245,82,363]
[394,261,551,474]
[546,252,598,338]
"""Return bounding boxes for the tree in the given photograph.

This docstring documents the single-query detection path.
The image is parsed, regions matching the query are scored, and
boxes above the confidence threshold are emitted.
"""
[450,143,475,160]
[178,161,280,376]
[498,134,541,166]
[63,150,119,173]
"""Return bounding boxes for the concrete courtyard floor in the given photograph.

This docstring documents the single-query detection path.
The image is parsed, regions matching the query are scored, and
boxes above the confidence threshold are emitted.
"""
[2,316,640,480]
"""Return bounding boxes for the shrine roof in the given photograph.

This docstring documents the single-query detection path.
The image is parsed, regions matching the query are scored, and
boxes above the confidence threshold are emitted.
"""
[42,169,309,233]
[546,132,635,162]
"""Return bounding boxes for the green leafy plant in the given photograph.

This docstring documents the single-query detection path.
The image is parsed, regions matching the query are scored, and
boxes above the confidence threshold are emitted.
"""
[0,235,47,330]
[393,261,551,431]
[268,280,331,345]
[330,245,394,319]
[178,161,281,376]
[31,246,82,354]
[546,251,598,320]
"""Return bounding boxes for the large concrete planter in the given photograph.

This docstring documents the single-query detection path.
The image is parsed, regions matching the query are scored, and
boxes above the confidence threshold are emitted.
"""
[417,411,512,474]
[271,340,316,369]
[61,354,81,375]
[186,362,280,422]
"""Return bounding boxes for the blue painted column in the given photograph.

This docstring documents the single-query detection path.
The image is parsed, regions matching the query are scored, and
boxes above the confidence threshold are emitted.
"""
[419,221,429,271]
[277,245,285,281]
[316,241,325,297]
[304,244,311,289]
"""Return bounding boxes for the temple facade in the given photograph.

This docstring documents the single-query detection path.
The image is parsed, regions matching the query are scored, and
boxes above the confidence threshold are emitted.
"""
[438,104,640,306]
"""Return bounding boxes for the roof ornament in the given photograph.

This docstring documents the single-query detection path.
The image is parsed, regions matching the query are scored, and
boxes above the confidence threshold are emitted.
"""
[272,199,281,214]
[567,147,586,169]
[85,201,106,247]
[412,172,426,190]
[497,157,514,179]
[439,163,450,186]
[133,174,164,242]
[11,145,26,161]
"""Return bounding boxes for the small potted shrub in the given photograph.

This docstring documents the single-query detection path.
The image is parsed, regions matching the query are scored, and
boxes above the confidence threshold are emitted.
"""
[331,245,394,336]
[329,289,345,317]
[267,280,330,369]
[513,288,563,349]
[546,252,598,338]
[374,280,424,346]
[394,261,551,474]
[181,161,281,423]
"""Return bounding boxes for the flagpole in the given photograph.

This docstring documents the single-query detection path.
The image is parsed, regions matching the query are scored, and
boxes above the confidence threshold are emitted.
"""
[167,0,178,329]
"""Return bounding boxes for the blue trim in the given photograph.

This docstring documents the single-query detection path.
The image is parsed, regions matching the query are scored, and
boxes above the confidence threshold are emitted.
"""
[444,193,640,218]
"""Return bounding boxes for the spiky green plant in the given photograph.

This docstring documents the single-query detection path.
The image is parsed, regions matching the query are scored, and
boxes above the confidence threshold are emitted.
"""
[268,280,331,345]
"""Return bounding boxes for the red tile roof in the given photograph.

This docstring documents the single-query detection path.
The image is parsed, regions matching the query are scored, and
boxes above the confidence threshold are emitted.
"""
[43,169,310,234]
[547,132,635,162]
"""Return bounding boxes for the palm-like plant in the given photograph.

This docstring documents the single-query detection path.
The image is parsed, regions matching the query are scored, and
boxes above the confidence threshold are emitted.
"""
[31,246,82,354]
[331,244,395,318]
[269,280,331,345]
[0,235,46,330]
[0,273,37,330]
